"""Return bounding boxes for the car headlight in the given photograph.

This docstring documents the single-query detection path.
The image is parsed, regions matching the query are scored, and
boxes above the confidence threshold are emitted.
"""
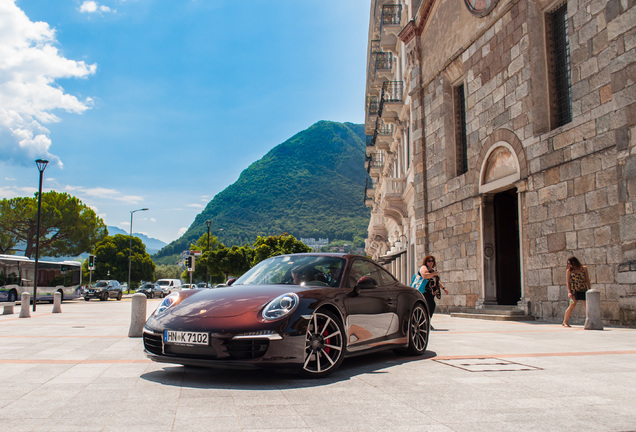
[155,292,179,314]
[262,293,299,321]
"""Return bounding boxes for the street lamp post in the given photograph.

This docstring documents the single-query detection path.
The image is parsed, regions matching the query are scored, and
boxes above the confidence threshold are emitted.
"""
[128,208,149,293]
[33,159,49,312]
[205,220,211,286]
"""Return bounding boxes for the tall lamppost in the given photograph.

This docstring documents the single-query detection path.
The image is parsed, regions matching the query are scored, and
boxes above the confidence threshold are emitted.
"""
[128,208,149,293]
[205,221,212,286]
[33,159,49,311]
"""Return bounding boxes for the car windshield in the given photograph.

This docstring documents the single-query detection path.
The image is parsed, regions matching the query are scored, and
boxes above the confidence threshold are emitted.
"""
[94,282,108,287]
[157,281,169,286]
[234,255,345,287]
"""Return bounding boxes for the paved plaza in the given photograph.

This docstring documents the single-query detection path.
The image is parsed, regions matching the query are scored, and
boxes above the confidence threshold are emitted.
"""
[1,297,635,432]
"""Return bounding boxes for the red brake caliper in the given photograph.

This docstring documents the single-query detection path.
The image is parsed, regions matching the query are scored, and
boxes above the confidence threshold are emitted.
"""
[323,329,330,354]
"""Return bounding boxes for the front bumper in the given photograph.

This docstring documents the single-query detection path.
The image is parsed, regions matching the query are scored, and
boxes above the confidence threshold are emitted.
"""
[142,319,309,370]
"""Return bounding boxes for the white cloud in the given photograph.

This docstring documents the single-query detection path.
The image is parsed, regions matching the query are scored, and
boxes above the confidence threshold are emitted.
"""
[187,203,204,209]
[0,1,96,167]
[79,1,113,14]
[177,227,188,236]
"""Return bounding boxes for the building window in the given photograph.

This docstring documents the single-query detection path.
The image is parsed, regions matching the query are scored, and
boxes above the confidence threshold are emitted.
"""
[547,3,572,128]
[454,84,468,175]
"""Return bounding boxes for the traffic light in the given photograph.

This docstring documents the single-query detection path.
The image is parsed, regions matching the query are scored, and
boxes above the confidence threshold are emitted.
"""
[88,255,95,269]
[185,256,193,271]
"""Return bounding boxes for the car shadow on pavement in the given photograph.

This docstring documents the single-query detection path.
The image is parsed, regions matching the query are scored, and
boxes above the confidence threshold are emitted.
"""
[140,349,438,390]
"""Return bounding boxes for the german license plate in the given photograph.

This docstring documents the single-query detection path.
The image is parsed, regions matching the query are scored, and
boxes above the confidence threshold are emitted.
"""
[164,330,209,345]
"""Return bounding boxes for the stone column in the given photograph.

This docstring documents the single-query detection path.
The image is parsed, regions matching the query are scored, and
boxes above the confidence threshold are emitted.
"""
[128,293,147,337]
[19,292,31,318]
[52,292,62,313]
[584,290,603,330]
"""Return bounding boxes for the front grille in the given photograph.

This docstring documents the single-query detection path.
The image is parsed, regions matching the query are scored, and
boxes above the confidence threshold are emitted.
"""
[143,332,163,356]
[224,339,269,360]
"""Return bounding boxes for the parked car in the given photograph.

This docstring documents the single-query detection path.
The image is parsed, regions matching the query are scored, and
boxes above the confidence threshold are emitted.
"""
[84,280,123,301]
[181,284,197,290]
[137,283,164,299]
[197,282,209,288]
[156,279,182,295]
[143,253,430,378]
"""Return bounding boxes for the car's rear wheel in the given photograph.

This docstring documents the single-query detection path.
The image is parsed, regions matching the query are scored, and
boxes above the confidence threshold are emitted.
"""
[406,303,429,355]
[101,292,108,301]
[116,292,122,301]
[84,297,90,301]
[7,290,17,302]
[300,310,345,378]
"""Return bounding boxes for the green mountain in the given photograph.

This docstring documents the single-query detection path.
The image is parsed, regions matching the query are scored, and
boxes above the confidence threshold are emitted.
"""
[154,121,370,261]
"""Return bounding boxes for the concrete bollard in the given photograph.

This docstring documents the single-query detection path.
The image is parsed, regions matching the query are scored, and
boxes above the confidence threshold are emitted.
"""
[584,289,603,330]
[19,292,31,318]
[128,293,147,337]
[52,292,62,313]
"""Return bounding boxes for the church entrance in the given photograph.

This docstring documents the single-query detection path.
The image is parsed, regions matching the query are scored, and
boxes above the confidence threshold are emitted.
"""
[493,189,521,305]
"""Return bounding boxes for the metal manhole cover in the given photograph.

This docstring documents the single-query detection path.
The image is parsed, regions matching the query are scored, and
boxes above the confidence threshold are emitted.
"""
[434,358,542,372]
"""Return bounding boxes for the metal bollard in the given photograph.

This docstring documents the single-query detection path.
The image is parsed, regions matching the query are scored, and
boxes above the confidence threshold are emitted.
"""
[128,293,147,337]
[52,292,62,313]
[19,292,31,318]
[584,289,603,330]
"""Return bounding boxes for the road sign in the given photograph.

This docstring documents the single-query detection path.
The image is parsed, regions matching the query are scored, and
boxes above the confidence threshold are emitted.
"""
[191,250,202,256]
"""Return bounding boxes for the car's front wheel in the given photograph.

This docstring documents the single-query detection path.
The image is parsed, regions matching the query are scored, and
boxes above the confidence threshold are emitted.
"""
[300,310,345,378]
[116,292,122,301]
[406,303,429,355]
[101,292,108,301]
[84,297,90,301]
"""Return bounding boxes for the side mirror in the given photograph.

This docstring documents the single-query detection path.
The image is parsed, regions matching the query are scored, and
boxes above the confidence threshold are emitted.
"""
[226,277,237,286]
[354,276,377,294]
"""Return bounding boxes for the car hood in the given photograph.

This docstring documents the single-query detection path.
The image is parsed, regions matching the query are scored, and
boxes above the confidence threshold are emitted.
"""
[169,285,311,318]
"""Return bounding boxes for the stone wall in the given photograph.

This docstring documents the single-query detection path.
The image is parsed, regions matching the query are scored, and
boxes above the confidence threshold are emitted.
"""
[416,0,635,325]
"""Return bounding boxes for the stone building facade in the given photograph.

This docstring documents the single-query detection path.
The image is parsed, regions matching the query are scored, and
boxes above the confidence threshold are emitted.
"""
[364,0,635,325]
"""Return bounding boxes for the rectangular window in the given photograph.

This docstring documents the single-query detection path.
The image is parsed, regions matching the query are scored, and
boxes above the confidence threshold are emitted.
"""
[454,84,468,175]
[547,3,572,128]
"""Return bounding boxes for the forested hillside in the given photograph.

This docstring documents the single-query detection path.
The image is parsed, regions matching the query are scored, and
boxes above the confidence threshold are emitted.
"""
[154,121,370,261]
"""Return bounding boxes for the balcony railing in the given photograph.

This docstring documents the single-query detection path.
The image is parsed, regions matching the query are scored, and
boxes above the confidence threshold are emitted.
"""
[378,81,404,117]
[370,39,380,53]
[382,177,406,197]
[382,5,402,26]
[378,122,393,136]
[367,96,379,117]
[375,51,392,71]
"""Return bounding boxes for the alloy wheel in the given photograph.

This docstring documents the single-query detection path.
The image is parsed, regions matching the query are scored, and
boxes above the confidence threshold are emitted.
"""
[302,310,345,377]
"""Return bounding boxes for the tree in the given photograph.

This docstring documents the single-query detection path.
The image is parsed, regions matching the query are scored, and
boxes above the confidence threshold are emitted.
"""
[154,264,182,280]
[87,234,155,287]
[0,230,16,254]
[252,233,311,266]
[206,245,254,281]
[0,192,107,258]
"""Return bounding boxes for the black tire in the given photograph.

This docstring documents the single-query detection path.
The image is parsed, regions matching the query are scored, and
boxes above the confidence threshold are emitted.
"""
[57,289,64,303]
[150,292,154,299]
[300,310,345,378]
[84,297,90,301]
[405,303,429,355]
[7,290,18,302]
[101,292,108,301]
[116,292,122,301]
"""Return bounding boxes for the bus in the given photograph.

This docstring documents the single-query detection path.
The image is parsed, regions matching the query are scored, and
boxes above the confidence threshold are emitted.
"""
[0,255,83,303]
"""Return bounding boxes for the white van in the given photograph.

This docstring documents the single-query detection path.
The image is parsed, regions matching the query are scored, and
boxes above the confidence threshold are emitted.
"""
[155,279,182,295]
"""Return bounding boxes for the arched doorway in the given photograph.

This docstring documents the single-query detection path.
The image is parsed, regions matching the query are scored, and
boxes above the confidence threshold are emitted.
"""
[479,142,523,306]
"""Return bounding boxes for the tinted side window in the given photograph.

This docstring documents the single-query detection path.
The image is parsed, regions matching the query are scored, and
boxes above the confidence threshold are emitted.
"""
[348,260,397,286]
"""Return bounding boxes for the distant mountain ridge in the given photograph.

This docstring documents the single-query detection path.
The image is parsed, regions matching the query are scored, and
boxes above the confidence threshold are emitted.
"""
[106,226,167,254]
[155,121,371,260]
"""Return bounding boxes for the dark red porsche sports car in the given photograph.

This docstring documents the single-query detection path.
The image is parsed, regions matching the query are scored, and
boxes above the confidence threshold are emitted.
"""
[143,253,430,377]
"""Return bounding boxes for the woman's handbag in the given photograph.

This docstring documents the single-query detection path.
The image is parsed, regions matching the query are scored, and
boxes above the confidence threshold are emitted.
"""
[410,273,428,294]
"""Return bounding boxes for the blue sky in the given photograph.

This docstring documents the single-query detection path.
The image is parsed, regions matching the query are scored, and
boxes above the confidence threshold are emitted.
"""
[0,0,370,244]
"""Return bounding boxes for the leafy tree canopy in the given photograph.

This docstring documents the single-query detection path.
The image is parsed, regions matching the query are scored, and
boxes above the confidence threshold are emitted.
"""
[0,191,107,258]
[86,234,155,288]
